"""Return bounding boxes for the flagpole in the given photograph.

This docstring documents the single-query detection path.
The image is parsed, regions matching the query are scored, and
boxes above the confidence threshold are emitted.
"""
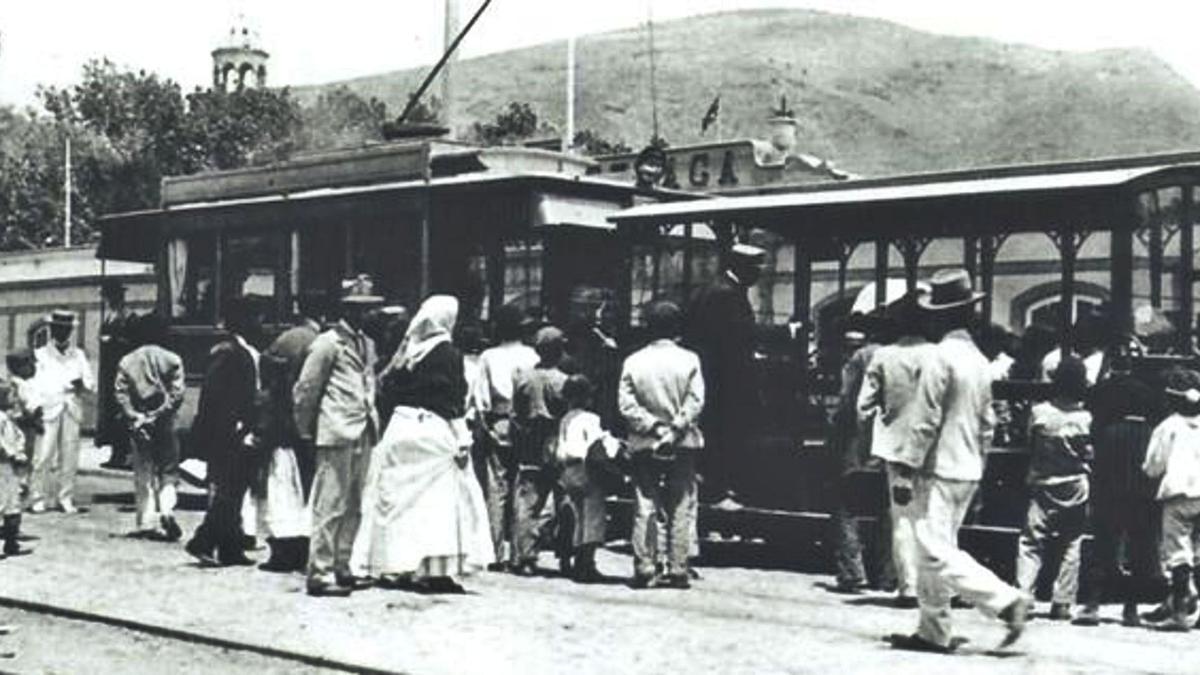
[64,134,72,248]
[564,34,576,154]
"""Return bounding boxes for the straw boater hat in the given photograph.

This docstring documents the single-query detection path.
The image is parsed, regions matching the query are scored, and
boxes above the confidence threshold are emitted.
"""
[47,309,78,327]
[340,275,384,305]
[918,268,986,311]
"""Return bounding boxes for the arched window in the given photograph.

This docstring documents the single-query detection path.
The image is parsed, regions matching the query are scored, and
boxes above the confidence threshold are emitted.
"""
[1010,281,1109,331]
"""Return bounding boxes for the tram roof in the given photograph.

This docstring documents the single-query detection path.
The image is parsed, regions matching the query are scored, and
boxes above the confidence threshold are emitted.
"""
[609,151,1200,238]
[98,171,690,262]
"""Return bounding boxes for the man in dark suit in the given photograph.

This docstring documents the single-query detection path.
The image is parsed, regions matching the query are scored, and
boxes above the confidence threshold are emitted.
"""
[99,279,137,470]
[685,244,767,509]
[185,299,262,567]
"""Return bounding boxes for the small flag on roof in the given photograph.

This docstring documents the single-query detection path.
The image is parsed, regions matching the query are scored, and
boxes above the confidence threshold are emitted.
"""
[701,95,720,134]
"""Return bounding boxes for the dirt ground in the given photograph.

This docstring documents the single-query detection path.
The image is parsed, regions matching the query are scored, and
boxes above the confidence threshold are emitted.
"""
[0,445,1196,675]
[0,606,329,674]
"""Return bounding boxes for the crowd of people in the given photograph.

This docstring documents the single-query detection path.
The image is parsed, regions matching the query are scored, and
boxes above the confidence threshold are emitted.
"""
[833,267,1200,651]
[5,247,1200,652]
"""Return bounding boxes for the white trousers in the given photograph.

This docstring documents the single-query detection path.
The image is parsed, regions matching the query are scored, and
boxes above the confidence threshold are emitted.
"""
[913,474,1021,647]
[132,443,178,531]
[886,464,919,598]
[30,413,81,508]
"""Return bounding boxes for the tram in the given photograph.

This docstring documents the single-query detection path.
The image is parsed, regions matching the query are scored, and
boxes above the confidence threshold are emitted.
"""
[610,149,1200,573]
[98,139,1200,572]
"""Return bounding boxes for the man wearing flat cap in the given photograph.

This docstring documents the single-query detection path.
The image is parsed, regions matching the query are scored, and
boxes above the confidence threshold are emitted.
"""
[684,243,767,510]
[30,309,94,514]
[294,275,383,596]
[887,268,1030,653]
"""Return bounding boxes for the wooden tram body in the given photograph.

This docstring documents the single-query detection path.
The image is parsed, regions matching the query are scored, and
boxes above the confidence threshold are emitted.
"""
[98,140,1200,572]
[611,151,1200,573]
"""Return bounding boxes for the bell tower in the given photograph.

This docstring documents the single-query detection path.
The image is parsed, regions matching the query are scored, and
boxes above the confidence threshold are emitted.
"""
[212,13,269,92]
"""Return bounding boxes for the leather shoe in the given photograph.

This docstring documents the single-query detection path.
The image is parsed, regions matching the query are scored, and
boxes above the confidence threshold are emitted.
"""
[307,581,352,597]
[631,574,659,590]
[160,516,182,543]
[185,539,219,567]
[1072,604,1100,626]
[894,596,919,610]
[663,574,691,590]
[885,633,954,654]
[998,594,1033,648]
[336,574,374,591]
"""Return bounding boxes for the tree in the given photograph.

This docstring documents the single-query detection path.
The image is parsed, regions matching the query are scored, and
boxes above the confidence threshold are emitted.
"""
[573,129,631,156]
[299,85,389,152]
[472,102,541,145]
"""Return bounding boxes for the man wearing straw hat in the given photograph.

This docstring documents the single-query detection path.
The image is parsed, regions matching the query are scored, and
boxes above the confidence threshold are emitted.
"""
[294,275,383,597]
[29,309,94,514]
[886,268,1031,653]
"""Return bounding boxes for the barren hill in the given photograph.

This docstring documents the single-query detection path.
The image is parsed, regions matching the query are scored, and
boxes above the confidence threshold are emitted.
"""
[297,8,1200,177]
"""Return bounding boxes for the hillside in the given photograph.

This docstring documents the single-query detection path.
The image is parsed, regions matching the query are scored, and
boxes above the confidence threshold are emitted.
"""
[296,8,1200,177]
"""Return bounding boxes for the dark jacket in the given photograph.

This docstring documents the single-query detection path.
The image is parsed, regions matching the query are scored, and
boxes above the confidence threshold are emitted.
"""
[189,337,257,485]
[380,341,466,422]
[685,273,759,429]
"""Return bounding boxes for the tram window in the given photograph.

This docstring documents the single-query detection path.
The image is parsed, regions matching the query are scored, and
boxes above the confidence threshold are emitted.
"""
[348,220,421,308]
[502,240,543,312]
[222,230,286,324]
[167,232,217,324]
[298,225,345,319]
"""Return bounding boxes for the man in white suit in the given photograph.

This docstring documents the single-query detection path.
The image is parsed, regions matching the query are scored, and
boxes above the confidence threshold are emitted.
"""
[886,269,1031,653]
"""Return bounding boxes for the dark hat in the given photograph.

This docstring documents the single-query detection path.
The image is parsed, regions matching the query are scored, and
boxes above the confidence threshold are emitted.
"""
[730,243,766,263]
[494,304,532,341]
[340,275,385,305]
[48,309,78,327]
[100,278,127,297]
[1165,368,1200,406]
[918,268,985,311]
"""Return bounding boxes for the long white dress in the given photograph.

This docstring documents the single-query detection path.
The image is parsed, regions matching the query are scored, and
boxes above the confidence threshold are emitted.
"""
[351,406,494,578]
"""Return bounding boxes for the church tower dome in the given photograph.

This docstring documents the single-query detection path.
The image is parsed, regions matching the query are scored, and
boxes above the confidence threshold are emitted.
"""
[211,13,269,92]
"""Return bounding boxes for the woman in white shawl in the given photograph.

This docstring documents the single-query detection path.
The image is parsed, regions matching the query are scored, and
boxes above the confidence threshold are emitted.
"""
[351,295,494,592]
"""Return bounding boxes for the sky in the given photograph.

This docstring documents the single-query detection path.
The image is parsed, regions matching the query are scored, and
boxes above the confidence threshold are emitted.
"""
[3,1,1200,108]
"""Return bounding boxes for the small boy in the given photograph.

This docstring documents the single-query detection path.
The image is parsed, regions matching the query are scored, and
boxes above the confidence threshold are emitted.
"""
[556,374,621,583]
[0,378,31,559]
[619,300,704,589]
[1015,355,1093,621]
[510,326,570,576]
[1142,368,1200,632]
[5,350,42,509]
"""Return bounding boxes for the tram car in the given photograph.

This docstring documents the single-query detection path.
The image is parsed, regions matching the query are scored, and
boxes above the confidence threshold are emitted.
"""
[98,137,1200,575]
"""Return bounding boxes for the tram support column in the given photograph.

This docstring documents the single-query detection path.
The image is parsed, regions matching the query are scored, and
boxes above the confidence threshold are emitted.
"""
[1180,186,1195,349]
[874,238,888,309]
[1057,227,1078,355]
[793,240,812,410]
[1150,190,1164,308]
[964,236,978,281]
[980,235,996,324]
[1111,202,1135,338]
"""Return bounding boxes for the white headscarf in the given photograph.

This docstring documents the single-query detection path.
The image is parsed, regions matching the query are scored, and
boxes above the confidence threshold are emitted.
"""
[389,295,459,373]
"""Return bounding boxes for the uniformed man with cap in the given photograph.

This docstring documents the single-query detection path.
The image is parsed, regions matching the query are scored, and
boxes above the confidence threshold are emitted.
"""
[683,242,767,510]
[30,309,95,514]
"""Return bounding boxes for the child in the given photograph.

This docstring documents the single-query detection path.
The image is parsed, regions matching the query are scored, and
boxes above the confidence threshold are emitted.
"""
[1142,368,1200,632]
[510,326,570,576]
[619,300,704,589]
[556,374,621,583]
[0,378,31,559]
[1015,355,1093,621]
[5,350,42,510]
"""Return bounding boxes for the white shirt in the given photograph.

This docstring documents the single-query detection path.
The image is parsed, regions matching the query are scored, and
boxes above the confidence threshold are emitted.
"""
[1144,413,1200,501]
[34,343,94,421]
[474,341,539,417]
